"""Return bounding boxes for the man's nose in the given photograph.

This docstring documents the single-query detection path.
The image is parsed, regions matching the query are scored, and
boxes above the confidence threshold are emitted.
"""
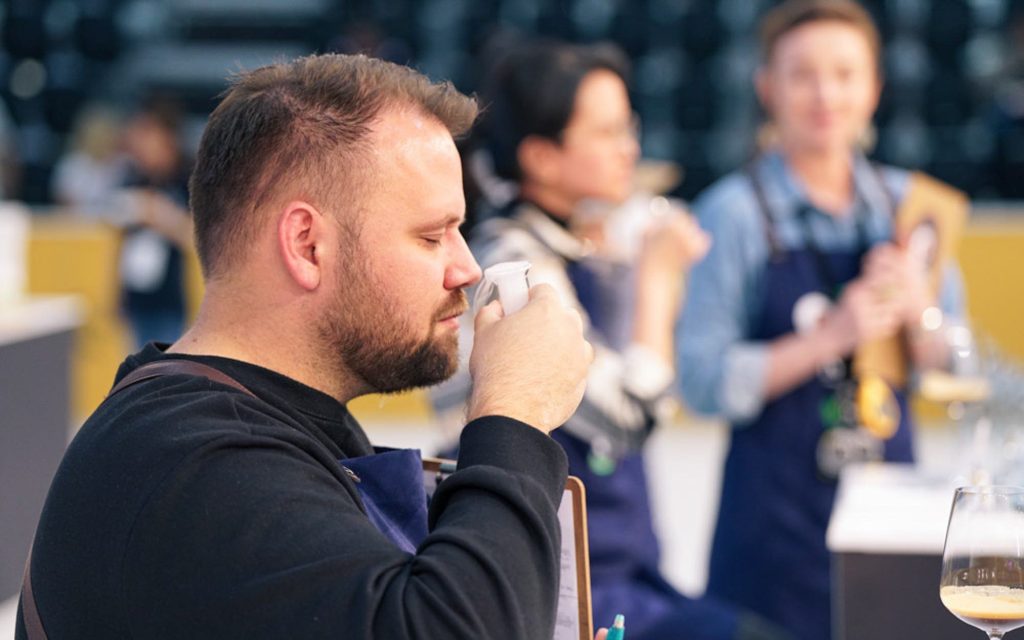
[445,230,482,290]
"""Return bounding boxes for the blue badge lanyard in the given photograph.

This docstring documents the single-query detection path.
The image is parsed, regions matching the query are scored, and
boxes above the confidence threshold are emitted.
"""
[793,203,871,302]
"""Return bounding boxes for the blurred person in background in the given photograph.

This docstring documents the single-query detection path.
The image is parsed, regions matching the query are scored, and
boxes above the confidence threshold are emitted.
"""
[678,2,966,638]
[0,97,21,200]
[51,105,129,214]
[431,39,791,640]
[117,96,193,347]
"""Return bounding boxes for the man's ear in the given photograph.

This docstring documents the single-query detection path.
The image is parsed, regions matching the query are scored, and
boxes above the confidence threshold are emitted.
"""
[277,200,325,291]
[517,135,561,186]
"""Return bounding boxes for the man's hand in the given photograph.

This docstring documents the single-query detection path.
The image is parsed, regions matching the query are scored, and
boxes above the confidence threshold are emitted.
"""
[467,284,594,433]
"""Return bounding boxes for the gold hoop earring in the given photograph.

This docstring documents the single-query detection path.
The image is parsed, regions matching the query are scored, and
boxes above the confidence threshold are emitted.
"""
[757,121,780,152]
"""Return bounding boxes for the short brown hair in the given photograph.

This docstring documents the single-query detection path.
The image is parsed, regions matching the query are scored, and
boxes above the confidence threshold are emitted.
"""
[759,0,881,70]
[189,53,478,278]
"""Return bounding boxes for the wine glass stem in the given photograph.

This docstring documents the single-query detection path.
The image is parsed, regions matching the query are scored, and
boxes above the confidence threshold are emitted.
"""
[989,634,1003,640]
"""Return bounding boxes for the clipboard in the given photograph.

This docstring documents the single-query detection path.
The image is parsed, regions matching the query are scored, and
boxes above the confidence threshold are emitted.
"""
[558,476,593,640]
[423,458,593,640]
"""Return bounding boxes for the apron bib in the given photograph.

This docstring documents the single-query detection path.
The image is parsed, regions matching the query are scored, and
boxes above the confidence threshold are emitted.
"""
[342,448,430,554]
[706,168,915,640]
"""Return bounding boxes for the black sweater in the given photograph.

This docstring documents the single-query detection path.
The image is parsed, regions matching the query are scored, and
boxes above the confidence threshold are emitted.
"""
[18,344,568,639]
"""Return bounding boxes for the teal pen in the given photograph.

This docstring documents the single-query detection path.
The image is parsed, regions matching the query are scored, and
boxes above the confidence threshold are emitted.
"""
[606,614,625,640]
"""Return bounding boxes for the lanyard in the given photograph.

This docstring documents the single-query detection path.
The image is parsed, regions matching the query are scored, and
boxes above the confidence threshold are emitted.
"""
[745,152,897,267]
[747,159,870,389]
[794,202,872,301]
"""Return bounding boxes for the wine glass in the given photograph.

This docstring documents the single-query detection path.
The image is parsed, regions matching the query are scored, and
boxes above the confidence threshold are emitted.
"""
[941,486,1024,639]
[917,315,993,485]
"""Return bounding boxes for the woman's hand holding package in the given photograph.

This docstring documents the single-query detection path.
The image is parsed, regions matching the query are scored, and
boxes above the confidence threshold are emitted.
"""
[820,273,904,358]
[861,242,934,327]
[862,242,951,368]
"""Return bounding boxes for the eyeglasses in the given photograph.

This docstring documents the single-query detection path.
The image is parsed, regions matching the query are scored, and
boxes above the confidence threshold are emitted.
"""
[559,113,641,146]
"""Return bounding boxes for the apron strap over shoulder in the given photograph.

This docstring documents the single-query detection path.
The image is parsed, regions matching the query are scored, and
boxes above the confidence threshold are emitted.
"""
[745,160,785,260]
[868,161,900,219]
[107,359,258,399]
[20,542,47,640]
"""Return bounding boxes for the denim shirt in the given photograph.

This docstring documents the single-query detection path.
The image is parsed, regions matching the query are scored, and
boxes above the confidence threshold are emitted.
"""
[677,150,966,424]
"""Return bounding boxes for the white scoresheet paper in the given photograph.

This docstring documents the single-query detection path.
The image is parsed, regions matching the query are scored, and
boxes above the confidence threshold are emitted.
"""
[555,487,582,639]
[422,461,592,640]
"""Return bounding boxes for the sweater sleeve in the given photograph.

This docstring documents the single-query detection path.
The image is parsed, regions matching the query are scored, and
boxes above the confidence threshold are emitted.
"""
[678,173,773,424]
[121,399,568,640]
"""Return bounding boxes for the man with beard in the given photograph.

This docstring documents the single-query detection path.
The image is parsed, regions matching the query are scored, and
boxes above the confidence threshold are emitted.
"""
[17,54,592,640]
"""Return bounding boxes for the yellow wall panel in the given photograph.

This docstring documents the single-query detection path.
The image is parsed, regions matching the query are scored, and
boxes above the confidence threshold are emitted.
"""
[26,218,131,419]
[959,216,1024,360]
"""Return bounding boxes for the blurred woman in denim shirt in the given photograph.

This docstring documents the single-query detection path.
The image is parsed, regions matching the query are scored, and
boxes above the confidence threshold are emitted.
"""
[678,2,966,639]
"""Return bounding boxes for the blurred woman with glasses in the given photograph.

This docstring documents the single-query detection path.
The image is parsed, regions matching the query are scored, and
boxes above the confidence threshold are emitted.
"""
[432,38,790,640]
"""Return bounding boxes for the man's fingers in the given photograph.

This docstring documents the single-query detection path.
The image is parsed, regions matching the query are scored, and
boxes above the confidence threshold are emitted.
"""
[583,339,595,365]
[528,283,558,301]
[570,308,586,335]
[576,378,588,399]
[474,300,504,332]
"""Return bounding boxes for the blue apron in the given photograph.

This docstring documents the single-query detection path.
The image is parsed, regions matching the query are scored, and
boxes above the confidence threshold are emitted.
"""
[705,202,915,640]
[342,448,431,554]
[555,430,740,640]
[561,255,742,640]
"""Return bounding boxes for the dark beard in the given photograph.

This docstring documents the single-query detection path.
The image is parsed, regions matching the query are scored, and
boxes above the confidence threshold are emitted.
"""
[322,219,466,394]
[339,320,459,394]
[321,269,466,393]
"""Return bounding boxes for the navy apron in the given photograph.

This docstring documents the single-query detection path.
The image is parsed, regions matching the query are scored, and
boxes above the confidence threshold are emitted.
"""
[559,259,741,640]
[704,173,915,640]
[342,448,431,554]
[554,430,740,640]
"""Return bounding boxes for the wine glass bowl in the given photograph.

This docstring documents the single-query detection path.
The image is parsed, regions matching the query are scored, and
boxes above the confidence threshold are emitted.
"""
[941,486,1024,639]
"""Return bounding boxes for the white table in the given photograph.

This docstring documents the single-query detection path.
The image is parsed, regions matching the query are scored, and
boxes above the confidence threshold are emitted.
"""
[828,464,977,640]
